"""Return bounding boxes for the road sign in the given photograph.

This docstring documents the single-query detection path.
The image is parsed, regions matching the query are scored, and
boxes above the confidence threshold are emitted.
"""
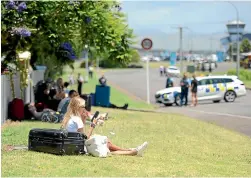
[141,38,153,50]
[141,38,153,104]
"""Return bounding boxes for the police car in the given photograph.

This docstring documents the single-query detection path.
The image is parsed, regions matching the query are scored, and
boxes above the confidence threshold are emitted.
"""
[155,75,247,106]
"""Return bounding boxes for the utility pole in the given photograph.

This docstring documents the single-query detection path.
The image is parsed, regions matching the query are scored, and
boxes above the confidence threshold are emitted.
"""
[231,42,233,61]
[172,26,188,74]
[210,37,213,54]
[228,2,240,77]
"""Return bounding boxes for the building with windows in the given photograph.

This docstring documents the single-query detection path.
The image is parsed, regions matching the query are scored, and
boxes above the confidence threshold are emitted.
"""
[220,20,251,57]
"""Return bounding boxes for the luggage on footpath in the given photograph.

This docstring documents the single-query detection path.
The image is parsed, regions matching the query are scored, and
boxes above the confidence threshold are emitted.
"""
[28,128,87,155]
[8,98,24,121]
[80,94,92,112]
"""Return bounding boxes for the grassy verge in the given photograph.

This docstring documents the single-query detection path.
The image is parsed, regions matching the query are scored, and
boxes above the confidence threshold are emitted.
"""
[61,62,154,110]
[227,69,251,88]
[2,108,251,177]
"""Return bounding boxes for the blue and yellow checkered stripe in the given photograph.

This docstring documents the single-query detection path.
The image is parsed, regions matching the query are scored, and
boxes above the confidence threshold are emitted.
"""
[205,83,226,93]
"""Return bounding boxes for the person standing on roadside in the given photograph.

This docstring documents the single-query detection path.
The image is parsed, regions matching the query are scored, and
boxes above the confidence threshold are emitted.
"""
[89,66,94,79]
[180,73,189,106]
[190,74,198,107]
[159,65,164,76]
[166,74,174,88]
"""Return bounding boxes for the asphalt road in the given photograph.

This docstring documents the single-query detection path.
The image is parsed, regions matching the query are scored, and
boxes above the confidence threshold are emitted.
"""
[105,64,251,137]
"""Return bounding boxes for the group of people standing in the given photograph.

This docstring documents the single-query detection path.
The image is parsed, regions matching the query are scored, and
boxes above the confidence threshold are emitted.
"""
[179,74,198,107]
[165,73,198,107]
[159,65,168,76]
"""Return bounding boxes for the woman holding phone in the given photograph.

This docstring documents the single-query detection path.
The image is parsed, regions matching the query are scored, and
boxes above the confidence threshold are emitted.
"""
[61,96,148,156]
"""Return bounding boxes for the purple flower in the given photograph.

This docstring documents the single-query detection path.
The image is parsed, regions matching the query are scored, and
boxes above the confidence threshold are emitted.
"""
[60,42,73,51]
[6,0,16,10]
[85,17,91,24]
[17,2,27,13]
[68,53,77,60]
[59,42,77,60]
[11,27,31,37]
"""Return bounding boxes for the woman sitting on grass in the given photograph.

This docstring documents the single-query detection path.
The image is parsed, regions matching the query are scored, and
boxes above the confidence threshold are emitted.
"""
[61,96,148,156]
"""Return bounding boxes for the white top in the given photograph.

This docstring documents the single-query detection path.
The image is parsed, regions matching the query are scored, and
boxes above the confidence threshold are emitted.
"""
[78,76,84,83]
[89,66,94,71]
[66,116,84,132]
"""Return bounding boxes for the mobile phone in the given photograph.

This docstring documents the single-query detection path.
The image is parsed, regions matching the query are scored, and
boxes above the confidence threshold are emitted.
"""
[91,111,99,122]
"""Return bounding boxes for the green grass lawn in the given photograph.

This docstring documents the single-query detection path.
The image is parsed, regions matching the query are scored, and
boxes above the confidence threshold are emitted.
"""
[244,80,251,88]
[2,108,251,177]
[61,62,154,110]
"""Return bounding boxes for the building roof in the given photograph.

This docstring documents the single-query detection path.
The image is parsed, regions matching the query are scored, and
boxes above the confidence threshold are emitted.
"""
[226,20,245,25]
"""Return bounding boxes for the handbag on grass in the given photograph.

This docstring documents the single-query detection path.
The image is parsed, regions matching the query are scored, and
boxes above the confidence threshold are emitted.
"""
[85,134,110,158]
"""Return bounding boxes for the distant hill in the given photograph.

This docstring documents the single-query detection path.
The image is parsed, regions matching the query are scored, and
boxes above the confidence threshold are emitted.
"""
[131,28,227,52]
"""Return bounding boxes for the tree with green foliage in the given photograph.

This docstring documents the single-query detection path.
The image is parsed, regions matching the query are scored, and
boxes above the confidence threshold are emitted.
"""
[240,39,251,53]
[129,49,141,63]
[1,1,134,78]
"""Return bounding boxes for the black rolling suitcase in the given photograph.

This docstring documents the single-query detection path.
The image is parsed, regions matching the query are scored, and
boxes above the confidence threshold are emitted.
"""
[80,94,92,112]
[28,128,87,155]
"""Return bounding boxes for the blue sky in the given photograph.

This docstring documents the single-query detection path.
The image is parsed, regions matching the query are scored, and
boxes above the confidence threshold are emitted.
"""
[121,1,251,35]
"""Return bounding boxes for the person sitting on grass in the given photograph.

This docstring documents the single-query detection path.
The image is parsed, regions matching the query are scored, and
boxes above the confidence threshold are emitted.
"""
[61,96,148,156]
[99,74,107,86]
[27,89,108,124]
[58,90,108,124]
[57,90,79,114]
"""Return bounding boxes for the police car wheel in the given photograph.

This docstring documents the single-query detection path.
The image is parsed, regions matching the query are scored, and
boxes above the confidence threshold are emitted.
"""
[175,94,181,106]
[224,91,236,102]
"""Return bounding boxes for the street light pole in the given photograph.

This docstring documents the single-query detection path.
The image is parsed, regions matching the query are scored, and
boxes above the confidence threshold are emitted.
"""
[85,45,89,82]
[228,2,240,77]
[179,27,183,74]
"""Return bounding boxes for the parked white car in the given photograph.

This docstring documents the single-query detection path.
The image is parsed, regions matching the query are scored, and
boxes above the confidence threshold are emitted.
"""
[152,57,161,62]
[155,75,247,106]
[166,66,180,77]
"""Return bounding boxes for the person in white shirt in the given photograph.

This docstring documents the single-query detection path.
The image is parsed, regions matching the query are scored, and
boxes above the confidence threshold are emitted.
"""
[159,65,164,76]
[61,96,148,156]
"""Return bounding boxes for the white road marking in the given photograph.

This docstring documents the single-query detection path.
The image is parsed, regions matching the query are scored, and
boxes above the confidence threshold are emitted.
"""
[188,109,251,120]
